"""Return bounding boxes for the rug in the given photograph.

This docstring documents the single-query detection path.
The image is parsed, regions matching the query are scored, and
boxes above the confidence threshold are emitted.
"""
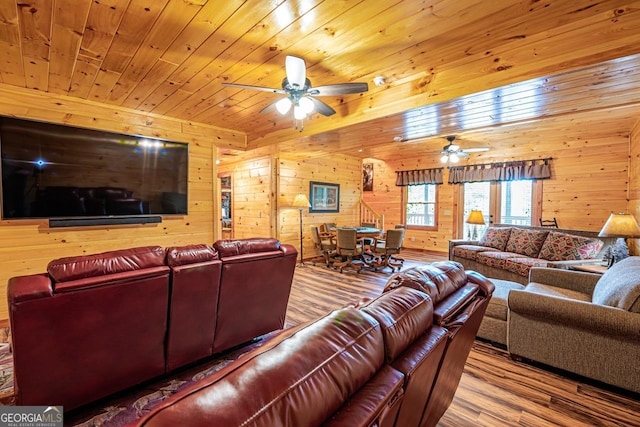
[0,334,278,426]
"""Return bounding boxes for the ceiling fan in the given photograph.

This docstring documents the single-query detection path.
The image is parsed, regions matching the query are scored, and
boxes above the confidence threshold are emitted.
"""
[440,135,489,163]
[222,56,369,125]
[440,136,489,163]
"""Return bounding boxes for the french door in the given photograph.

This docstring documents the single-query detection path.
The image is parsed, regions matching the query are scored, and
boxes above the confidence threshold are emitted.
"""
[461,180,538,239]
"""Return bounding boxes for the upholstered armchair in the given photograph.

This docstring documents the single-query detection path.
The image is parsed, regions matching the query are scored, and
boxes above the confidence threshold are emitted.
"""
[508,256,640,394]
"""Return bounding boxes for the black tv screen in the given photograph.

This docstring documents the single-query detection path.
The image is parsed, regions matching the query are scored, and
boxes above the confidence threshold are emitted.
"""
[0,116,188,219]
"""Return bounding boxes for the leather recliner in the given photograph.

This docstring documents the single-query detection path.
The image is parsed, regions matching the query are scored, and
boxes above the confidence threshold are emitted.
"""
[211,238,297,353]
[8,246,170,411]
[164,244,221,372]
[383,261,495,427]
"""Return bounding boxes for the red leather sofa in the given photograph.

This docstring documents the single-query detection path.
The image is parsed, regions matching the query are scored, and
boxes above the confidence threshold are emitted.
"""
[383,260,495,427]
[8,238,296,411]
[132,261,493,427]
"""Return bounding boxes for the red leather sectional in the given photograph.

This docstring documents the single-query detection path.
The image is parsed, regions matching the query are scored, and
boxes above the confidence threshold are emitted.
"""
[8,238,297,411]
[132,261,494,427]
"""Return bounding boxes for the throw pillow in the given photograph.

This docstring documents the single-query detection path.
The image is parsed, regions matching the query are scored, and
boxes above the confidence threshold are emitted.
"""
[505,228,549,257]
[592,257,640,312]
[478,227,512,251]
[537,232,603,261]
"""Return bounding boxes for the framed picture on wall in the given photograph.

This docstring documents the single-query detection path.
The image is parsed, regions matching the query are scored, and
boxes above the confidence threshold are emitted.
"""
[363,163,373,191]
[309,181,340,213]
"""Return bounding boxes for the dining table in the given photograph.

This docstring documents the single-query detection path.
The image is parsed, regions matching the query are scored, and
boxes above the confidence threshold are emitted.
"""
[329,226,382,239]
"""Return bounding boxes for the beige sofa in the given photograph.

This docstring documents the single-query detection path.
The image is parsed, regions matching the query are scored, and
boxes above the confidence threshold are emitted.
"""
[449,224,614,285]
[508,256,640,394]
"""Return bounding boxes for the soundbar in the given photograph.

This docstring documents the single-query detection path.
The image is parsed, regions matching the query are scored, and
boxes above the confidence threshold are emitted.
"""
[49,215,163,228]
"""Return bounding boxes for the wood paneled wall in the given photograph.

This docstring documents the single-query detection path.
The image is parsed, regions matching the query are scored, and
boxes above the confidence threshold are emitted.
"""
[364,157,455,253]
[629,119,640,255]
[364,132,631,254]
[278,155,361,260]
[216,156,274,239]
[0,85,241,320]
[215,153,361,261]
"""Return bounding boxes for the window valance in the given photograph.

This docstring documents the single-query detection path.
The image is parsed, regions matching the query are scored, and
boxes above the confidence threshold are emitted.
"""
[448,158,551,184]
[395,168,444,186]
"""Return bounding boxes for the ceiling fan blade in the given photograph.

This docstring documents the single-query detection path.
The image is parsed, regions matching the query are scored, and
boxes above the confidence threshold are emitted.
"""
[310,82,369,96]
[222,82,286,94]
[463,147,490,153]
[308,97,336,116]
[285,56,306,89]
[259,101,279,115]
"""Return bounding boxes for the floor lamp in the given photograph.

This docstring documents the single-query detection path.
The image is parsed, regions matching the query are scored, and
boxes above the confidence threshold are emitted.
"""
[292,193,311,266]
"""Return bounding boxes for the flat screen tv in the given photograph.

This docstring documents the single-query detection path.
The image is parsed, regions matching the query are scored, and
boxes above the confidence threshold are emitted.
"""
[0,116,188,220]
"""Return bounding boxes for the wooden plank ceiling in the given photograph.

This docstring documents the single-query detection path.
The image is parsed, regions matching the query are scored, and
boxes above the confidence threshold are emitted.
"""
[0,0,639,160]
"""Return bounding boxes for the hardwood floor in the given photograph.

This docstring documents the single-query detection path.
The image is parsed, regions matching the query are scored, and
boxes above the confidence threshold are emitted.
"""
[292,250,640,427]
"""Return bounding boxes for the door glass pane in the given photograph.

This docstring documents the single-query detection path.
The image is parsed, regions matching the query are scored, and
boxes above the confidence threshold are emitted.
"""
[463,182,490,239]
[500,180,532,225]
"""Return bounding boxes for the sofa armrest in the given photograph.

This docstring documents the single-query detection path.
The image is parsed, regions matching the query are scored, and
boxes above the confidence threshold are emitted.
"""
[448,239,478,259]
[528,267,600,294]
[8,274,53,303]
[508,289,640,339]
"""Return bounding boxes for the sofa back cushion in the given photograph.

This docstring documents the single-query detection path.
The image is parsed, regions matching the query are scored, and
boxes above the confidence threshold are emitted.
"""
[478,227,512,251]
[537,231,603,261]
[47,246,166,283]
[592,256,640,312]
[505,228,549,257]
[384,261,468,305]
[213,237,280,258]
[165,244,218,266]
[361,287,434,362]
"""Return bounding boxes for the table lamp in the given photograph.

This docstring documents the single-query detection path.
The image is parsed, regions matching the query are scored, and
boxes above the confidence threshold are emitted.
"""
[292,193,311,266]
[465,210,485,240]
[598,212,640,267]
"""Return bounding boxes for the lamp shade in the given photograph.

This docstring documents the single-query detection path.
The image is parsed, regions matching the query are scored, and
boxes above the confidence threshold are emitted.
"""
[598,213,640,238]
[465,210,485,225]
[291,193,310,208]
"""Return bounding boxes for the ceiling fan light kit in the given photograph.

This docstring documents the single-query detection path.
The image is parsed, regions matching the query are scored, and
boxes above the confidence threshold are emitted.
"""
[439,135,489,163]
[222,55,368,130]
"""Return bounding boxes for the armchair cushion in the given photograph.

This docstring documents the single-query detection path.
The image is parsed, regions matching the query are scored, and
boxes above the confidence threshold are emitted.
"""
[592,256,640,312]
[525,283,590,302]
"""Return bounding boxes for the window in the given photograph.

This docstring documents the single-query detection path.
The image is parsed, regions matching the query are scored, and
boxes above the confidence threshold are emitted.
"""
[461,179,539,238]
[405,184,437,227]
[500,180,532,225]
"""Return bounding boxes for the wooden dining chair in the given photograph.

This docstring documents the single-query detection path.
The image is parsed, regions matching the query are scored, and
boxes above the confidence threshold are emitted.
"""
[333,228,365,273]
[539,217,558,228]
[321,222,337,234]
[310,226,337,267]
[370,228,405,272]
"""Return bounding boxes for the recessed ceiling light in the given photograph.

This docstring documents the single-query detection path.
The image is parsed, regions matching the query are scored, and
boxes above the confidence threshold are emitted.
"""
[393,136,403,142]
